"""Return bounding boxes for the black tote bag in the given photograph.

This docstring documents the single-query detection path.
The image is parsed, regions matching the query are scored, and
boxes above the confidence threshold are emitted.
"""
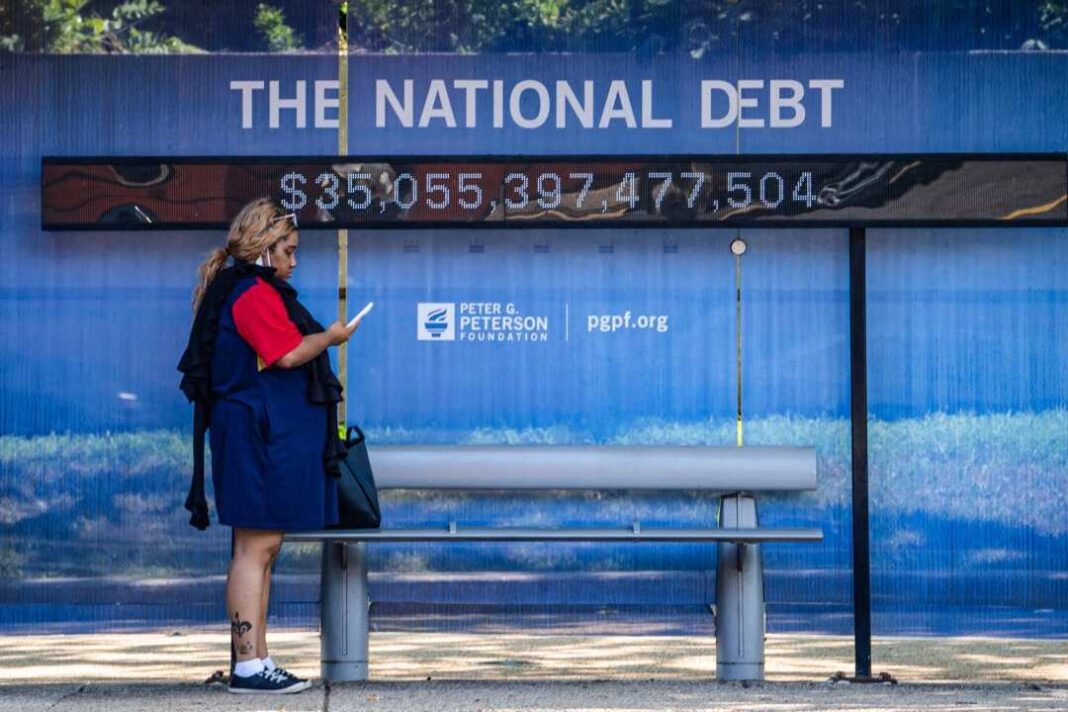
[328,425,381,530]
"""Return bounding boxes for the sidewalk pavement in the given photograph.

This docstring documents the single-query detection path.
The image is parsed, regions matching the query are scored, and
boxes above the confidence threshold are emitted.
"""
[0,629,1065,710]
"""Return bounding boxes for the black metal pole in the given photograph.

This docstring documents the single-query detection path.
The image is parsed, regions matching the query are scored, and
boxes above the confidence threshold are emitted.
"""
[849,227,872,678]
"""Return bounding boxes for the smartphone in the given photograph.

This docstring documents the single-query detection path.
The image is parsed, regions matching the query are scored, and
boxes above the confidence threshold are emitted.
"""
[346,301,374,329]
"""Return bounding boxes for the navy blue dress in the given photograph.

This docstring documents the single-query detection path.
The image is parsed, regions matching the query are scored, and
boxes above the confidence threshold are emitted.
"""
[208,276,339,531]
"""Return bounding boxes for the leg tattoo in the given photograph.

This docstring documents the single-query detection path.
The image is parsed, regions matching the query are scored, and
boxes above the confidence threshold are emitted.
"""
[231,611,252,638]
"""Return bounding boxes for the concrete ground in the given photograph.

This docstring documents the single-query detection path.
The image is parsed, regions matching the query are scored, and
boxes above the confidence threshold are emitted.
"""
[0,629,1065,710]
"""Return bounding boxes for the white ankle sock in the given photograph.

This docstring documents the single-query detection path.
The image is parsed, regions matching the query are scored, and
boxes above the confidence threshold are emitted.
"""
[234,658,265,678]
[261,656,276,671]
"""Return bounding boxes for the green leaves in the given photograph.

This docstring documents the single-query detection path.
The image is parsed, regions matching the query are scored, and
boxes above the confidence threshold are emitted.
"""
[254,3,304,53]
[2,0,201,53]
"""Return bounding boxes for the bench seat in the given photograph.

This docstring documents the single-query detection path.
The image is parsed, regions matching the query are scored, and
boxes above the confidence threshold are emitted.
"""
[288,444,822,683]
[288,525,822,543]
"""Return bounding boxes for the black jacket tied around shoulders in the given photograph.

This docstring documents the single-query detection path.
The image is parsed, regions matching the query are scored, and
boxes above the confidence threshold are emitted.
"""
[177,261,345,530]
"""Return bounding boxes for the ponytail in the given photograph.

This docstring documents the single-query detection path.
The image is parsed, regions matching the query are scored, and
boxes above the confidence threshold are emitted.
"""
[192,198,294,312]
[191,247,229,313]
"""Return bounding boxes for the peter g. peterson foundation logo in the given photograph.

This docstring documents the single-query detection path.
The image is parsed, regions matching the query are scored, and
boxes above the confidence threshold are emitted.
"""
[417,301,550,343]
[417,303,456,340]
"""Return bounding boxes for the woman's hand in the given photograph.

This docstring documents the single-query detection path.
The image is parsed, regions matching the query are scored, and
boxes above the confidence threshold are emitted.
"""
[326,319,359,345]
[276,319,357,369]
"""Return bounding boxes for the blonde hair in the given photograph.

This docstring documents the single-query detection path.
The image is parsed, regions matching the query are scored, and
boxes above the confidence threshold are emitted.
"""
[191,198,296,311]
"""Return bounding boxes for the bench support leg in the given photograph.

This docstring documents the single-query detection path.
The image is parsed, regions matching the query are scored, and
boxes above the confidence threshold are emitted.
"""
[716,494,765,682]
[320,541,369,682]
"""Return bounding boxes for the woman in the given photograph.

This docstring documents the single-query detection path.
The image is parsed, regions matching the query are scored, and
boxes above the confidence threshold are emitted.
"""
[178,198,359,694]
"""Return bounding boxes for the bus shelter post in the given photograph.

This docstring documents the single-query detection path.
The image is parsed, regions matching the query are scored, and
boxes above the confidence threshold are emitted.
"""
[849,226,872,679]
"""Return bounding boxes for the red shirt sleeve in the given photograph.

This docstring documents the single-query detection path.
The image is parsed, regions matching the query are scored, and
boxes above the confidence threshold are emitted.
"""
[231,278,303,367]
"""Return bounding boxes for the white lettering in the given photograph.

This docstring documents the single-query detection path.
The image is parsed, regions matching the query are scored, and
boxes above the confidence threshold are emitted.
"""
[269,80,306,129]
[493,79,504,128]
[453,79,488,128]
[556,80,593,129]
[769,79,805,128]
[701,80,737,128]
[809,79,845,128]
[236,76,845,130]
[419,79,457,127]
[736,79,764,128]
[376,79,413,127]
[641,80,672,128]
[599,80,637,128]
[510,80,551,129]
[314,80,339,129]
[230,80,264,129]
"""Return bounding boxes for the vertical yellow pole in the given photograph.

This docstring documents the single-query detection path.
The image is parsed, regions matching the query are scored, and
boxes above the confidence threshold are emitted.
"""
[336,4,349,432]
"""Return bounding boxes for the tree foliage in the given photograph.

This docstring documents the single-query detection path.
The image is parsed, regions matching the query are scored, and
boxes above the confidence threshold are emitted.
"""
[342,0,1066,54]
[0,0,201,53]
[253,3,303,53]
[2,0,1066,54]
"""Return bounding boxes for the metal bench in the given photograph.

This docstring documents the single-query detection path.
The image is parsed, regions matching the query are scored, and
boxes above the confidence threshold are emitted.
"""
[286,445,821,682]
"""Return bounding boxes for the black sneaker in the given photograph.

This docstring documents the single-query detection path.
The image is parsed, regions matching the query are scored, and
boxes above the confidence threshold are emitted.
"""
[272,667,308,686]
[228,667,312,694]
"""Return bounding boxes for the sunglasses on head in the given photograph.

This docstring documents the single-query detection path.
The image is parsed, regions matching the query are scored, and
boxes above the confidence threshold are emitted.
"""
[270,212,298,228]
[254,211,298,239]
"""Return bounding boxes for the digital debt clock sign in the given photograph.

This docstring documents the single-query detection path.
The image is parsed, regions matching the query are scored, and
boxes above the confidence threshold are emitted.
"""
[41,155,1068,230]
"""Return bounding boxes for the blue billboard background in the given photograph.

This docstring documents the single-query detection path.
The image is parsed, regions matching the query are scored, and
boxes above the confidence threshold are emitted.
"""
[0,49,1065,637]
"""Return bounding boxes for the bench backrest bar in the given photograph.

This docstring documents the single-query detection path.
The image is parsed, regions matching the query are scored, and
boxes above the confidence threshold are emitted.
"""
[366,446,817,491]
